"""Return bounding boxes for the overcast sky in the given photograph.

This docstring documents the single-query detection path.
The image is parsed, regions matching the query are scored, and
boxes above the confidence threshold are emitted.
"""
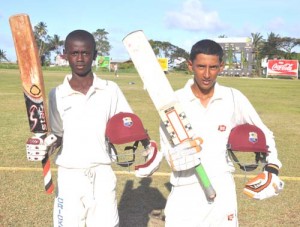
[1,0,299,62]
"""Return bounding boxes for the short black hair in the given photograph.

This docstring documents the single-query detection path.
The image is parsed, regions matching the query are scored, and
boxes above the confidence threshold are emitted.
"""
[190,39,223,62]
[64,30,96,50]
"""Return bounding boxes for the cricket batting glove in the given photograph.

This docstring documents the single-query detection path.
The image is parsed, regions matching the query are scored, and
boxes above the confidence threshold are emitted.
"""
[135,140,163,178]
[26,133,57,161]
[243,164,284,200]
[165,137,203,171]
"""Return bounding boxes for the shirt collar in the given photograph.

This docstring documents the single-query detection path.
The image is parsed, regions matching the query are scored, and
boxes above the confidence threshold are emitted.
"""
[183,79,196,101]
[183,78,222,102]
[60,73,107,97]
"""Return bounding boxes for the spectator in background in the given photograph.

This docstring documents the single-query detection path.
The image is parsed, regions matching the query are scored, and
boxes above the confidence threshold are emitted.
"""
[114,63,119,77]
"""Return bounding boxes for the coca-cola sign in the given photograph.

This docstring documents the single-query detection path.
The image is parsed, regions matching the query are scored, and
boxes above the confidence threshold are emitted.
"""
[267,60,298,78]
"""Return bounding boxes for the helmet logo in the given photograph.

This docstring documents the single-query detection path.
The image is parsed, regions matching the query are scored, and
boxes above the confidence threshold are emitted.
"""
[123,117,133,127]
[249,132,258,144]
[218,125,226,132]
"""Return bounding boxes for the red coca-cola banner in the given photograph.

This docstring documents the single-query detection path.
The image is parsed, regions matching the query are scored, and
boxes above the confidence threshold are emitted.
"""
[267,60,299,78]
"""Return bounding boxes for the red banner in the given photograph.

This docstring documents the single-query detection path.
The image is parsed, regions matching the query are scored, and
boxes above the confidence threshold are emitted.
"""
[267,60,298,78]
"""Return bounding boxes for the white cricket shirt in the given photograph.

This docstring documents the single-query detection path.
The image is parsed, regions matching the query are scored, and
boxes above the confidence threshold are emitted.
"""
[49,74,132,168]
[160,79,281,186]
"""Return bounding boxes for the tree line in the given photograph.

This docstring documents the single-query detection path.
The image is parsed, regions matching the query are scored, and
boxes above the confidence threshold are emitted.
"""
[1,21,300,75]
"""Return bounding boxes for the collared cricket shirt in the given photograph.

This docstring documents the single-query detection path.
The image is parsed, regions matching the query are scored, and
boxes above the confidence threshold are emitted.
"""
[160,79,281,186]
[49,74,132,168]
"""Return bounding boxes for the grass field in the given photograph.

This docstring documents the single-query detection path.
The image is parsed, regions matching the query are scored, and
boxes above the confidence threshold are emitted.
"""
[0,69,299,226]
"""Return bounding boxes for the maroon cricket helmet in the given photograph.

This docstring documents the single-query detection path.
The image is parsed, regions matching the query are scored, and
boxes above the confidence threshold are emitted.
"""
[227,123,269,171]
[227,123,268,153]
[105,112,149,144]
[105,112,150,167]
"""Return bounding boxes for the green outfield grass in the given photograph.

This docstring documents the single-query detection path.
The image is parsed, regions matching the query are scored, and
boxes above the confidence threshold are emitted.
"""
[0,69,299,226]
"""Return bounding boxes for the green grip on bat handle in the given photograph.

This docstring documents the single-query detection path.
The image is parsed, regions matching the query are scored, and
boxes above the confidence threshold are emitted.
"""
[195,164,216,203]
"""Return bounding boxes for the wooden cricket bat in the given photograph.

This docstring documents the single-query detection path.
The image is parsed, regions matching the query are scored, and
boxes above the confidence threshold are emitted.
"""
[123,30,216,202]
[9,14,54,194]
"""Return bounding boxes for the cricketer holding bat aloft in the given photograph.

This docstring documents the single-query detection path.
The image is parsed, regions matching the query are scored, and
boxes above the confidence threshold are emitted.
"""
[25,30,159,227]
[155,39,284,226]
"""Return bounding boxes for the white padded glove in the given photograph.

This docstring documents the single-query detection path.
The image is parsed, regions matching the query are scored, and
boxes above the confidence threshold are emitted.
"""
[165,137,203,171]
[26,133,57,161]
[135,141,163,178]
[244,171,284,200]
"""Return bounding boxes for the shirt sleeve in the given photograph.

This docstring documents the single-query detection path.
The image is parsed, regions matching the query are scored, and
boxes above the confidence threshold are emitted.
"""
[232,88,282,168]
[48,88,63,137]
[109,81,133,116]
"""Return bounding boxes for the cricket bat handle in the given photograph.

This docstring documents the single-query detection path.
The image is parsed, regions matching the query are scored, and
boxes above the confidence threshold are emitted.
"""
[39,133,55,194]
[194,164,216,203]
[42,153,54,194]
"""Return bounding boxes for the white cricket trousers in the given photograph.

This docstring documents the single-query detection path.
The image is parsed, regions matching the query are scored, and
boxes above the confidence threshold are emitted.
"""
[165,172,238,227]
[53,165,119,227]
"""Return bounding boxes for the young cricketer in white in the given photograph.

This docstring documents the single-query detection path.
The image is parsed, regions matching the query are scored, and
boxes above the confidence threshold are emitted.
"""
[26,30,133,226]
[158,39,284,226]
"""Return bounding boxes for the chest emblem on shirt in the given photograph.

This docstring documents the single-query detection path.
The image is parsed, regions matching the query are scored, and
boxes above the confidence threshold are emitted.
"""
[249,132,258,143]
[227,213,235,221]
[218,125,226,132]
[123,117,133,127]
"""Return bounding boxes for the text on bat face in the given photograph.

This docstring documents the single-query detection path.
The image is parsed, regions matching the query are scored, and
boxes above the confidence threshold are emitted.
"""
[29,104,47,131]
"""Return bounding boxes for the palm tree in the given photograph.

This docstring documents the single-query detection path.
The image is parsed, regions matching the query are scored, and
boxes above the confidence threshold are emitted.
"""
[251,32,264,76]
[261,32,282,59]
[49,34,64,54]
[252,33,264,51]
[34,22,48,64]
[0,49,9,62]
